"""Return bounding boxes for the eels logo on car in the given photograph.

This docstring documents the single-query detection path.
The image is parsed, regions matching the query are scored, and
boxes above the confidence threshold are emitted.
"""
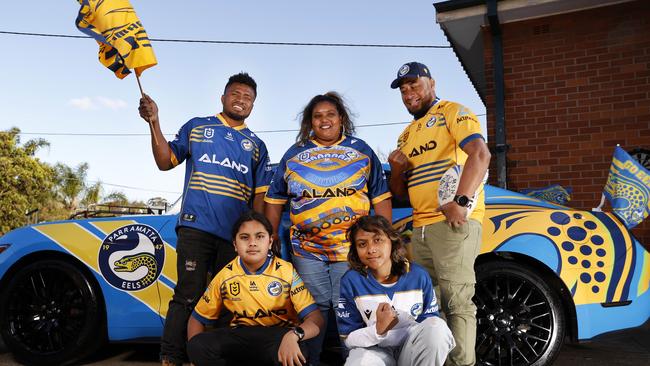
[98,224,165,291]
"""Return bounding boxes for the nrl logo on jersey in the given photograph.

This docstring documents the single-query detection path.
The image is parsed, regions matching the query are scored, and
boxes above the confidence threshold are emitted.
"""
[204,128,215,139]
[199,154,249,173]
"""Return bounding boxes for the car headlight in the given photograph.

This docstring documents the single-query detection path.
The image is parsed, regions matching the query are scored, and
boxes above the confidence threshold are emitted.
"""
[0,244,10,254]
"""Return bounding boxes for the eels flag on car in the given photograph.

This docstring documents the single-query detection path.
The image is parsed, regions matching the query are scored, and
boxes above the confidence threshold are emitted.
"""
[76,0,157,79]
[603,146,650,229]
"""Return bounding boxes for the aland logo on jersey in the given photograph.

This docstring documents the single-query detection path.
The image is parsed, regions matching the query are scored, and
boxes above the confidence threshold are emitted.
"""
[98,224,165,291]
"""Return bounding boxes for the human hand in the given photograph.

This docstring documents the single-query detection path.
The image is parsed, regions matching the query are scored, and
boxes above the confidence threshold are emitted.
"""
[278,331,305,366]
[436,201,468,228]
[138,93,159,124]
[388,150,408,174]
[375,302,399,335]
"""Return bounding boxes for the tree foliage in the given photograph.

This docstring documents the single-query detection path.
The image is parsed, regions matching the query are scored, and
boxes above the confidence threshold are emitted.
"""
[1,127,169,234]
[0,128,54,235]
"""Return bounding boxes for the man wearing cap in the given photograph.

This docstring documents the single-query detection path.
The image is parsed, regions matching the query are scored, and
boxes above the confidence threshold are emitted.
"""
[387,62,491,366]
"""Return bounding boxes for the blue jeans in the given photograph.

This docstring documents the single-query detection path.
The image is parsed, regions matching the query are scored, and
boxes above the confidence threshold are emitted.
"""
[292,255,349,365]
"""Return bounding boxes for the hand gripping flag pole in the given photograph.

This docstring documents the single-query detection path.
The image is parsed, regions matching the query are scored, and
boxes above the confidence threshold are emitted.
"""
[75,0,159,145]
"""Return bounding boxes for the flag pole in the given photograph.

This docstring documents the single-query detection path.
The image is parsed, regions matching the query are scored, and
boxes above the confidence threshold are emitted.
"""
[136,73,160,146]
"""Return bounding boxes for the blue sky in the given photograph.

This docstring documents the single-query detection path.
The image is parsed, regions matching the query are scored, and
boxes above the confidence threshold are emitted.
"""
[0,1,484,203]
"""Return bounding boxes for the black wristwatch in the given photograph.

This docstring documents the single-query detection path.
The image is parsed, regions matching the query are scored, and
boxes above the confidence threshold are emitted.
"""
[453,194,471,207]
[291,326,305,341]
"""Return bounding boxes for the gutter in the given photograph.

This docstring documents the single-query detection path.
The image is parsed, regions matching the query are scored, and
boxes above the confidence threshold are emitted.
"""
[487,0,508,188]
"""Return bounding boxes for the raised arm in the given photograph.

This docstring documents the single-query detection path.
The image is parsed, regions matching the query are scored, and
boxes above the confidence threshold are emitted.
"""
[139,94,174,171]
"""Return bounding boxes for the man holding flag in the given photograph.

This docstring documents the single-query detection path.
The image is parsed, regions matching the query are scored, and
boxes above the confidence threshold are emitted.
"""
[139,73,274,366]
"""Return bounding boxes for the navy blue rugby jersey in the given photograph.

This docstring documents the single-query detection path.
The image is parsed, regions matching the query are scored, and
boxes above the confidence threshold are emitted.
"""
[169,113,273,240]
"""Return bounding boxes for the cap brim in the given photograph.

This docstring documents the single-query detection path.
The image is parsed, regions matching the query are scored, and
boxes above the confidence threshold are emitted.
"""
[390,78,402,89]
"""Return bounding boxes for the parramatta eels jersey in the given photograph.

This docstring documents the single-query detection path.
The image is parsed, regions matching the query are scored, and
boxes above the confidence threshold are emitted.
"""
[169,113,273,240]
[192,256,318,328]
[336,263,439,341]
[397,100,485,227]
[265,136,391,262]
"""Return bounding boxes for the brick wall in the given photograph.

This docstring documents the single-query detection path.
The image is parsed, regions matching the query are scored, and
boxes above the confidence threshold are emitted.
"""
[483,0,650,246]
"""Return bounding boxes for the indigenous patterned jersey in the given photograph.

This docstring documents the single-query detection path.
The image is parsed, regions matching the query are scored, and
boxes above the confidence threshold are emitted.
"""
[265,136,391,262]
[169,113,273,240]
[396,100,485,227]
[192,256,318,328]
[336,263,439,340]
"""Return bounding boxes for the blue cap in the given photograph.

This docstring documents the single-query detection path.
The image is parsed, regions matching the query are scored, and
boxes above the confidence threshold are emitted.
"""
[390,62,432,89]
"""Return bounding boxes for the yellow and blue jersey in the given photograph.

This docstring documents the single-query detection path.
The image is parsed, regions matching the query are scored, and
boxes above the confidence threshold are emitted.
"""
[265,136,391,262]
[169,113,273,240]
[397,100,486,227]
[192,256,318,328]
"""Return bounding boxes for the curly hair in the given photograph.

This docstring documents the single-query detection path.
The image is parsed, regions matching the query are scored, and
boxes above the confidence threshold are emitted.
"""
[231,210,280,257]
[296,91,356,144]
[224,72,257,97]
[347,215,408,277]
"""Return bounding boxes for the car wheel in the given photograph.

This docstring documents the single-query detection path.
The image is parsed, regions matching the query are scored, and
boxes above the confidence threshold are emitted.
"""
[0,259,105,365]
[474,261,565,366]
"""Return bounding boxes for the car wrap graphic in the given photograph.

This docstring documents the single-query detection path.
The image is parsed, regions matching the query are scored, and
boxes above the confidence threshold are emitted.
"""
[0,185,648,347]
[31,219,177,318]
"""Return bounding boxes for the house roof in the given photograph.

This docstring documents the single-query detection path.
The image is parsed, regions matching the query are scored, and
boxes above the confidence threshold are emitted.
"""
[433,0,635,102]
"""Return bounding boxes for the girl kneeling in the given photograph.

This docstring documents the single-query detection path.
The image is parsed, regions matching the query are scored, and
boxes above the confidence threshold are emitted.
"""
[336,216,455,366]
[187,211,324,366]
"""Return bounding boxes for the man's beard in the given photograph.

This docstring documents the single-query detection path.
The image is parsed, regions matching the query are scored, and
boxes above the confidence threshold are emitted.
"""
[224,110,249,121]
[409,105,429,120]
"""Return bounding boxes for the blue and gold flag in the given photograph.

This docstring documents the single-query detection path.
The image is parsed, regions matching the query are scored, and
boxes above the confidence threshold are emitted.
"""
[521,184,572,205]
[603,146,650,229]
[76,0,157,79]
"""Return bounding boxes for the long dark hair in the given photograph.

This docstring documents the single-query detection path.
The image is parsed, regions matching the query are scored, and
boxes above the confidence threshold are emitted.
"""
[296,91,356,144]
[347,215,408,277]
[231,211,280,257]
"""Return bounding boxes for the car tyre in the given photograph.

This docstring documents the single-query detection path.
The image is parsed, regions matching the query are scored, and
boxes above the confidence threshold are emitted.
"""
[0,259,105,365]
[474,260,565,366]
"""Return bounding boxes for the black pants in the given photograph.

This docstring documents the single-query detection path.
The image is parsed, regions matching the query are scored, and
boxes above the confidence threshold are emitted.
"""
[187,326,309,366]
[160,227,236,365]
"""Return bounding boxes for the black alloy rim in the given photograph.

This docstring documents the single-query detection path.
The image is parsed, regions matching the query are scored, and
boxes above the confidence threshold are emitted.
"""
[474,273,555,366]
[4,267,90,355]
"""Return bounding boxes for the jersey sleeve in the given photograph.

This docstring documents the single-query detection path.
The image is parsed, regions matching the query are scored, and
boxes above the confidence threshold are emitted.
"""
[289,267,318,320]
[366,146,392,205]
[335,273,366,340]
[191,276,223,325]
[417,268,440,322]
[253,140,274,195]
[446,104,484,150]
[167,120,193,167]
[264,152,290,205]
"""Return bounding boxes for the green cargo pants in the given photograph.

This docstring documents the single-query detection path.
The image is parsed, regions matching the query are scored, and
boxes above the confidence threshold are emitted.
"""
[411,219,482,366]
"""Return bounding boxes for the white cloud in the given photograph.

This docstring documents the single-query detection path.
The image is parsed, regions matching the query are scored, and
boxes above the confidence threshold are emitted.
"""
[68,97,95,110]
[96,96,128,110]
[68,96,128,110]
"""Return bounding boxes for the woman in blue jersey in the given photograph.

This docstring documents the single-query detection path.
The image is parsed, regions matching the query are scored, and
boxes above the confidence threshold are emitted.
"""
[187,211,324,366]
[265,92,392,362]
[336,216,455,366]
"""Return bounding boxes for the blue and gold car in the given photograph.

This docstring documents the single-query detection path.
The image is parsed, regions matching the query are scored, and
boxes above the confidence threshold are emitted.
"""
[0,183,648,366]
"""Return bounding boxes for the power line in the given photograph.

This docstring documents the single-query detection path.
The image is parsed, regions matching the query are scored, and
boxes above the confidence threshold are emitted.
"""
[0,30,451,49]
[15,115,487,137]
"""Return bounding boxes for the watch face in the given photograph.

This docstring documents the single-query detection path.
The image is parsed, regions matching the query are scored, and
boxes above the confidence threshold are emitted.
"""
[455,195,469,207]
